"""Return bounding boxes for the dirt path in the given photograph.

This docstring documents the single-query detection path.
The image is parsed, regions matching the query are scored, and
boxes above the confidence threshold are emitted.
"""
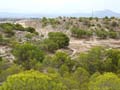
[69,38,120,56]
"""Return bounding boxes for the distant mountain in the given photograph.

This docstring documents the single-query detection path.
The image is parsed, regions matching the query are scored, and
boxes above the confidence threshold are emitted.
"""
[68,10,120,17]
[93,10,120,17]
[0,10,120,18]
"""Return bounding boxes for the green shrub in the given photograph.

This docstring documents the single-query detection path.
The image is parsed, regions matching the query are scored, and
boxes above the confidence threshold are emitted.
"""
[95,30,108,39]
[13,43,45,69]
[14,24,25,31]
[71,27,93,38]
[88,73,120,90]
[48,32,69,48]
[40,38,59,52]
[0,70,67,90]
[25,27,36,33]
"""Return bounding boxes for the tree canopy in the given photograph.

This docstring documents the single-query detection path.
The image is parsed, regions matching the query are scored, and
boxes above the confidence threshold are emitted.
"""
[0,70,67,90]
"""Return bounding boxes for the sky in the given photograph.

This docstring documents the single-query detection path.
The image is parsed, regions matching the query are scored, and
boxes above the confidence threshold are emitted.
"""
[0,0,120,14]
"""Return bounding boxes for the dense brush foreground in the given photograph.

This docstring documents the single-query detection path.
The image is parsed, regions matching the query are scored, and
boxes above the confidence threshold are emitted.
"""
[1,17,120,90]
